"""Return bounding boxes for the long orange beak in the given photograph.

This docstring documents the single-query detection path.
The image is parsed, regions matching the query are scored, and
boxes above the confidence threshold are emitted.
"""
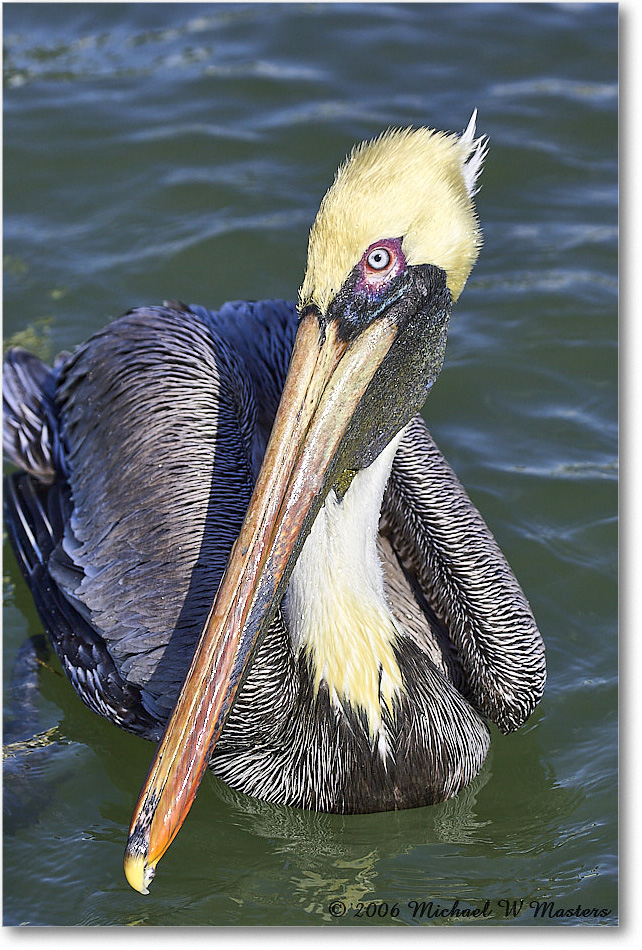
[123,307,401,893]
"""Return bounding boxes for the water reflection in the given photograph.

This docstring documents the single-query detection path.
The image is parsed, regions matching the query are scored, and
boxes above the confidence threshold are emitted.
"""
[6,624,576,924]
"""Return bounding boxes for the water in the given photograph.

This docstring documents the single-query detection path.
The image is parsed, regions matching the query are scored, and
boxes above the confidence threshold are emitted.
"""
[3,2,617,927]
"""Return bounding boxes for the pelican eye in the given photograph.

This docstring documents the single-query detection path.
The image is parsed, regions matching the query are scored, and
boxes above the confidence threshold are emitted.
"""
[366,247,392,271]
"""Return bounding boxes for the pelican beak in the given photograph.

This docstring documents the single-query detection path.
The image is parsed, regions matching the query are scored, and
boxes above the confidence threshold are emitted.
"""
[123,304,403,894]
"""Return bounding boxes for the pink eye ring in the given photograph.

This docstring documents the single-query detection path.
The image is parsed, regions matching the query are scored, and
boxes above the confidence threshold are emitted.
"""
[366,247,392,271]
[358,237,405,295]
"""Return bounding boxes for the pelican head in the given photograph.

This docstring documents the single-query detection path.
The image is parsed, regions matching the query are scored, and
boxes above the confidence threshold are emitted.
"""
[301,112,485,314]
[124,115,487,893]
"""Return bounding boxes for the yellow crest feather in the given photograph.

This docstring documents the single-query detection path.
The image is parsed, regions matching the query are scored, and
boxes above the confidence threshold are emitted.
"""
[300,120,486,313]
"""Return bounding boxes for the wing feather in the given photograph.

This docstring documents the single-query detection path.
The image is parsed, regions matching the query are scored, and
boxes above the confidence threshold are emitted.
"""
[382,415,546,732]
[4,300,299,726]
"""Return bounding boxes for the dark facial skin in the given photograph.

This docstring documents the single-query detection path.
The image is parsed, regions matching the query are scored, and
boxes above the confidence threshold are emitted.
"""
[307,238,452,476]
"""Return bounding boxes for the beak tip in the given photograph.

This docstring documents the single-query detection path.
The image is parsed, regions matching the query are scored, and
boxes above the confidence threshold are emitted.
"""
[124,848,155,895]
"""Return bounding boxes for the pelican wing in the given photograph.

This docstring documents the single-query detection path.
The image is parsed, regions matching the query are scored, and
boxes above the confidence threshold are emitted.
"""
[382,415,546,733]
[3,300,298,731]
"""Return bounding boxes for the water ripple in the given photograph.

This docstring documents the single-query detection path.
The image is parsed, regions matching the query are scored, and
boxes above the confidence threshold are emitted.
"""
[490,77,617,104]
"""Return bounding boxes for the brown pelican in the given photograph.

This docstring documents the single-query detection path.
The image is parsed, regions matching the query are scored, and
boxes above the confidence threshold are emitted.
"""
[3,114,545,894]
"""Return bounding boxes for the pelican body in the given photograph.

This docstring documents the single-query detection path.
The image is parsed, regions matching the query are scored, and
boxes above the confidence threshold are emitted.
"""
[3,116,545,893]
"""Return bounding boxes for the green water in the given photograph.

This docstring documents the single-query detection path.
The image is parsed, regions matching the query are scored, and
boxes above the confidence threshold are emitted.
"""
[3,2,617,927]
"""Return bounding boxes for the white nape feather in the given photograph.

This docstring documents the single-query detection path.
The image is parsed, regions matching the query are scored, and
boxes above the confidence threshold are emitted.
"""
[460,109,489,198]
[285,427,408,753]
